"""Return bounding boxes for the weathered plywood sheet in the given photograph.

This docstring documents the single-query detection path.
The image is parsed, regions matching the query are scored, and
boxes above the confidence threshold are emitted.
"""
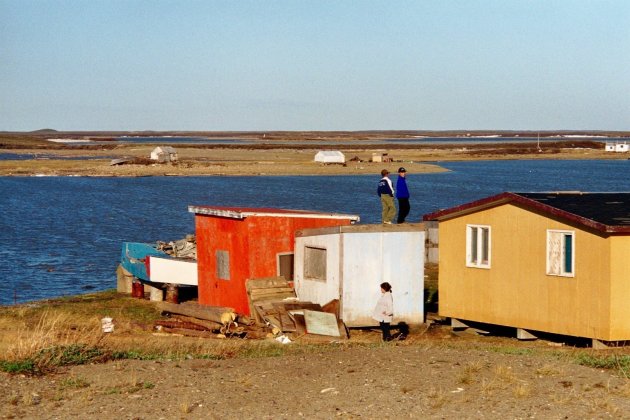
[304,310,340,337]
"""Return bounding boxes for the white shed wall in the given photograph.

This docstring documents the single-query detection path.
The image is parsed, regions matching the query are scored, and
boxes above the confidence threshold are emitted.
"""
[341,231,424,326]
[294,234,342,306]
[295,229,424,327]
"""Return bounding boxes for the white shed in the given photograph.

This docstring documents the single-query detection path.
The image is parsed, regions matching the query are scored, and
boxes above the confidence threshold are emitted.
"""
[150,146,178,163]
[314,150,345,164]
[294,224,425,327]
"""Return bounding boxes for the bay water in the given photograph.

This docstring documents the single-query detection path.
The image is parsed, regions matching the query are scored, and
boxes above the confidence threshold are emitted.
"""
[1,159,628,305]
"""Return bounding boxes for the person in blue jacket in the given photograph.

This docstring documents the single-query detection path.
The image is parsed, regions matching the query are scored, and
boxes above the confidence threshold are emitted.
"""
[377,169,395,224]
[396,167,410,223]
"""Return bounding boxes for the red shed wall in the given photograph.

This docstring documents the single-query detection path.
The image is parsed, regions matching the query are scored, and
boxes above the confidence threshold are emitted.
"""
[196,214,354,315]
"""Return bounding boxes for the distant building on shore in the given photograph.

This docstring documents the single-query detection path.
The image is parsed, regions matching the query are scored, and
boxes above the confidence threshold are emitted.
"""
[150,146,178,163]
[605,142,629,153]
[314,150,345,164]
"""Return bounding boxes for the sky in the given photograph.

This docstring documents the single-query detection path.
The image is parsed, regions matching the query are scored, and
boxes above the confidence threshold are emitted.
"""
[1,1,629,132]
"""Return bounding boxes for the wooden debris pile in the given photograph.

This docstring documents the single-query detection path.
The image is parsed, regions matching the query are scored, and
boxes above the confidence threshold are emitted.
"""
[247,277,347,342]
[153,276,347,342]
[155,301,267,339]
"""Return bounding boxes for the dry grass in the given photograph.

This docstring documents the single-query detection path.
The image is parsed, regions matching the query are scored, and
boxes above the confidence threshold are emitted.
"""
[458,360,484,384]
[425,386,449,409]
[536,364,561,377]
[5,311,102,361]
[512,382,532,398]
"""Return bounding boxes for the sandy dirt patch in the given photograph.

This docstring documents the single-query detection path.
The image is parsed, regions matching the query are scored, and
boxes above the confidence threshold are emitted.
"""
[2,327,630,419]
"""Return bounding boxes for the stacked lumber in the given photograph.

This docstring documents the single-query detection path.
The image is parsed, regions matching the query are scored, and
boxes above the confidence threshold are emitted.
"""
[152,281,348,342]
[155,301,261,338]
[246,277,348,342]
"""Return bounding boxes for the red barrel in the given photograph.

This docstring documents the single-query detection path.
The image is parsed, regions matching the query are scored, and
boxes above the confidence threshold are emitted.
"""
[131,280,144,299]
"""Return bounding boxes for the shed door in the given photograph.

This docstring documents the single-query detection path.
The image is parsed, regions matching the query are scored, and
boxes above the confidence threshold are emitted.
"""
[278,253,294,281]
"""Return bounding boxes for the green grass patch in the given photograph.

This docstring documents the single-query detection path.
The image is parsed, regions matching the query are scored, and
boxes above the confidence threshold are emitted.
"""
[574,352,630,375]
[0,359,36,375]
[60,376,90,389]
[110,350,164,361]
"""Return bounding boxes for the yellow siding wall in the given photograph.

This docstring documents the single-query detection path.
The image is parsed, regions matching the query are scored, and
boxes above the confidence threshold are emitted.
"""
[609,236,630,340]
[438,203,621,340]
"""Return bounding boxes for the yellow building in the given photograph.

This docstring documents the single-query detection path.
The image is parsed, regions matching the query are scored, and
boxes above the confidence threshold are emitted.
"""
[424,192,630,347]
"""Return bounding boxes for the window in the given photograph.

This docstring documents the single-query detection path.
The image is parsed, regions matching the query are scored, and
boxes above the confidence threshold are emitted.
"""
[216,250,230,280]
[466,225,491,268]
[547,230,574,277]
[304,246,327,281]
[277,253,294,281]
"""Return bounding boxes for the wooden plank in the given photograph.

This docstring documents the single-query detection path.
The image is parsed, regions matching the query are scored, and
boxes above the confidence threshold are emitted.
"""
[157,301,235,324]
[290,313,307,335]
[282,302,323,312]
[246,276,288,291]
[171,314,221,330]
[322,299,340,316]
[160,327,217,338]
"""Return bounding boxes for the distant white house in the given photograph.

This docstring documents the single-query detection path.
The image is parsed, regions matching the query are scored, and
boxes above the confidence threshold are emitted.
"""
[150,146,178,163]
[314,150,345,164]
[605,142,629,153]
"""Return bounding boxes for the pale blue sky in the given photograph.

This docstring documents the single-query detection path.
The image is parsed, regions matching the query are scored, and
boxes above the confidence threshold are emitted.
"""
[1,1,629,131]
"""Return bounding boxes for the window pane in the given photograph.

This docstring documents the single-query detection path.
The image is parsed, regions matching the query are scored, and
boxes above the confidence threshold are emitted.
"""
[470,227,478,263]
[548,232,561,275]
[304,246,327,281]
[481,228,489,264]
[564,234,573,274]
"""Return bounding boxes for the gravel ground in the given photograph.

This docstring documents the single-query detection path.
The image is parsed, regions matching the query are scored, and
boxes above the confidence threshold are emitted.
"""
[2,329,630,419]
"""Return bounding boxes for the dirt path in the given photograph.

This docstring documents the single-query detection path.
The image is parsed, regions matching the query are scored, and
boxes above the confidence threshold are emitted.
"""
[2,330,629,419]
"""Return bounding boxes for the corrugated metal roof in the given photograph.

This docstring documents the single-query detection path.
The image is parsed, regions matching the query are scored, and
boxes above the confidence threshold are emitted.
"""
[188,205,360,221]
[423,192,630,233]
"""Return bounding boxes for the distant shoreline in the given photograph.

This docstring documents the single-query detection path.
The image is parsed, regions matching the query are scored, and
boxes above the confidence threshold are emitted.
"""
[0,132,627,177]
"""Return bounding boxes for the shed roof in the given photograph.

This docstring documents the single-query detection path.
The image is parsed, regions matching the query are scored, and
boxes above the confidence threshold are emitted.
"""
[297,223,425,237]
[315,150,344,156]
[188,205,360,222]
[152,146,177,153]
[423,192,630,233]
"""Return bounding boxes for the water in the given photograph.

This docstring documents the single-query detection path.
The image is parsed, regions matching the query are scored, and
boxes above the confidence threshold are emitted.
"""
[0,153,115,161]
[1,159,628,305]
[49,135,618,147]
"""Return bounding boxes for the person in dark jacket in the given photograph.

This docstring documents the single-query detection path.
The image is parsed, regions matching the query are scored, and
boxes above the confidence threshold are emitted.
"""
[377,169,395,224]
[396,167,410,223]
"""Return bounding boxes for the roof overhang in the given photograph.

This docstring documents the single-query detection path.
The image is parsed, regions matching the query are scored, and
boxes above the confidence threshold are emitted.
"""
[188,205,360,222]
[423,192,630,234]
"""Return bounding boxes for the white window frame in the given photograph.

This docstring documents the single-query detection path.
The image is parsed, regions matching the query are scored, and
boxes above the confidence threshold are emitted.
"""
[466,224,491,269]
[546,230,575,277]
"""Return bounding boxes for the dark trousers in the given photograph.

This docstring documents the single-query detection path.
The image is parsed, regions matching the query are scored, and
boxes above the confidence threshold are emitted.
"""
[397,198,410,223]
[379,321,392,341]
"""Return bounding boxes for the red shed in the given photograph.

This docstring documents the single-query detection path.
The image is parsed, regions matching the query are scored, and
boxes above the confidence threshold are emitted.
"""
[188,206,360,315]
